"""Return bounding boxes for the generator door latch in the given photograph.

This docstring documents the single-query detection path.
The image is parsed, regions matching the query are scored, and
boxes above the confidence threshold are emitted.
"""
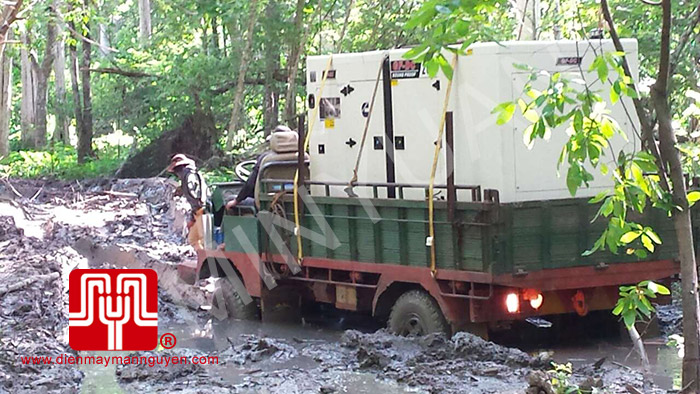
[373,136,384,150]
[346,138,357,148]
[340,84,355,96]
[318,144,325,154]
[432,80,440,91]
[395,136,405,150]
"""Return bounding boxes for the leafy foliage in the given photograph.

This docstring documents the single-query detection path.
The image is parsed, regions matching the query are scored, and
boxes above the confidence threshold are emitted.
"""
[493,51,674,257]
[612,280,670,329]
[402,0,514,79]
[547,362,582,394]
[0,143,123,179]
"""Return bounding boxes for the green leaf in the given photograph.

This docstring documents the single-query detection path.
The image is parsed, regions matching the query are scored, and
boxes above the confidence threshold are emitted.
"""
[496,102,516,125]
[523,108,539,123]
[523,124,536,149]
[644,228,662,244]
[566,165,581,196]
[405,8,436,29]
[652,282,670,295]
[595,56,609,81]
[622,311,636,329]
[620,231,641,244]
[425,60,439,77]
[573,111,583,133]
[634,249,648,259]
[610,86,619,104]
[589,191,608,204]
[403,44,428,60]
[688,191,700,206]
[513,63,532,71]
[439,60,454,80]
[612,302,624,315]
[641,234,655,252]
[601,119,615,138]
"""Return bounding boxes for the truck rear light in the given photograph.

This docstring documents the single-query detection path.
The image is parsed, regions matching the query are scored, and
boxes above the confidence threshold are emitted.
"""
[523,289,543,310]
[505,292,519,313]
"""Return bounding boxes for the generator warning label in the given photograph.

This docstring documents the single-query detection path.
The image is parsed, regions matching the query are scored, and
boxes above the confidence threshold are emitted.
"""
[390,60,421,79]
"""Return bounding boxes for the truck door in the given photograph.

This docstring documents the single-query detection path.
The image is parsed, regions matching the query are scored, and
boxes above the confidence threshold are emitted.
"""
[387,57,450,200]
[307,54,388,198]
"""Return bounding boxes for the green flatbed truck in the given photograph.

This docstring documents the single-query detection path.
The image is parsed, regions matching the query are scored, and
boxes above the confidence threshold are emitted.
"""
[178,40,683,335]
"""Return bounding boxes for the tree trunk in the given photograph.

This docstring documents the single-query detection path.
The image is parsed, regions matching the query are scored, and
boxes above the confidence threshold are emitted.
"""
[263,0,280,133]
[0,0,23,58]
[656,89,700,394]
[138,0,151,44]
[53,37,69,143]
[68,28,82,142]
[210,16,220,56]
[0,31,11,157]
[283,0,307,123]
[20,2,57,149]
[225,0,259,150]
[20,31,38,148]
[98,23,110,57]
[653,0,700,390]
[78,21,93,162]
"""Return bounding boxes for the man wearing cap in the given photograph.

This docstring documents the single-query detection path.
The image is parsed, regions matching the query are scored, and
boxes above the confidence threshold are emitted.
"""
[226,125,292,210]
[167,154,209,250]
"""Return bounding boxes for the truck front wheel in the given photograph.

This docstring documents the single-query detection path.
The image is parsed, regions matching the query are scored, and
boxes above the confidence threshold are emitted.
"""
[211,278,259,320]
[388,290,449,336]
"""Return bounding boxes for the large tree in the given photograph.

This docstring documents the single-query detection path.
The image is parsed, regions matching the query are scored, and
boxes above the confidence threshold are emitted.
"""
[406,0,700,389]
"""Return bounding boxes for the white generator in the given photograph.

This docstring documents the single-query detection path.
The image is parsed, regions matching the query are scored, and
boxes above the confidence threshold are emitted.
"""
[305,39,639,202]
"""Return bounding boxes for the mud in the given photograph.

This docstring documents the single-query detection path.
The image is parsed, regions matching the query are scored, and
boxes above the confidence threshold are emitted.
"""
[0,178,680,393]
[0,215,83,392]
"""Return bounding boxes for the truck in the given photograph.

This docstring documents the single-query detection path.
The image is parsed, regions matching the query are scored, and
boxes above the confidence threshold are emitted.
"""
[178,39,685,336]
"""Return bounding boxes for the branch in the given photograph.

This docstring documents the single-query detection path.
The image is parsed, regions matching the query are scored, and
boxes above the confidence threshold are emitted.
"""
[211,70,288,94]
[58,11,118,53]
[640,0,661,5]
[600,0,670,191]
[669,2,700,76]
[83,67,155,78]
[0,0,23,38]
[0,272,59,296]
[654,0,672,94]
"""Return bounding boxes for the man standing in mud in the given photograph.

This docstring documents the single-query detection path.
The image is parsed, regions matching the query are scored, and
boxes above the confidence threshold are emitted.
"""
[167,154,209,250]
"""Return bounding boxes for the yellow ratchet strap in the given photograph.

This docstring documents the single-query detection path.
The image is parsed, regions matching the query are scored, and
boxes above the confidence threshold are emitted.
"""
[348,58,384,187]
[428,54,458,276]
[293,55,333,263]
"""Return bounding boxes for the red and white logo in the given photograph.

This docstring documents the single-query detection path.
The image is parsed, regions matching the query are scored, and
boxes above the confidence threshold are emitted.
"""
[69,269,158,351]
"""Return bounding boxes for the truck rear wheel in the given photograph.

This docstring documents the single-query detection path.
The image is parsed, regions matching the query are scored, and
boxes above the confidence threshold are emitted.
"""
[211,278,259,320]
[388,290,449,336]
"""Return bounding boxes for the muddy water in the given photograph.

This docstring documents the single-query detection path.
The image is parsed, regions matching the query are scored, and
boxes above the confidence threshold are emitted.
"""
[157,315,424,393]
[0,179,680,394]
[548,340,682,390]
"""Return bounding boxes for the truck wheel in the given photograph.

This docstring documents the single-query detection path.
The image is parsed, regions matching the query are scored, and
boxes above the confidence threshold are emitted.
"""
[211,278,259,320]
[388,290,449,336]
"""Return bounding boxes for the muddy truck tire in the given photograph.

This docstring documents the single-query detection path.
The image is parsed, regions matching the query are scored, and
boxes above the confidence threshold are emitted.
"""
[388,290,449,336]
[211,278,259,321]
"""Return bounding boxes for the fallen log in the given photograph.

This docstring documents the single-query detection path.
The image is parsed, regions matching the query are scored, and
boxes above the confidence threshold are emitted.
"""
[0,272,60,296]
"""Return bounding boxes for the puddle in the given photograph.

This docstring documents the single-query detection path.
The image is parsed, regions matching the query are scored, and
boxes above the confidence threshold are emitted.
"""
[549,340,682,390]
[79,352,126,394]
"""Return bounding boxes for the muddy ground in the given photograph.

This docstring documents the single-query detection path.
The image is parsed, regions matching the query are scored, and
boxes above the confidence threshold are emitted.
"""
[0,178,679,393]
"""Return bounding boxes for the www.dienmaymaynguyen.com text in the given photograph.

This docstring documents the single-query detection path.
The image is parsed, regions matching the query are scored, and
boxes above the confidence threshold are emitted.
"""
[20,354,219,367]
